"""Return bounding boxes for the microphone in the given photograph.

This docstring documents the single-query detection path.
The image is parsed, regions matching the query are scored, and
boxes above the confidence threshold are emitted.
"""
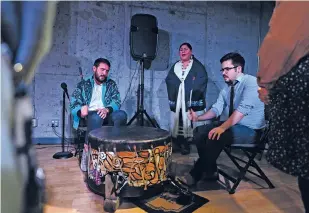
[61,82,70,101]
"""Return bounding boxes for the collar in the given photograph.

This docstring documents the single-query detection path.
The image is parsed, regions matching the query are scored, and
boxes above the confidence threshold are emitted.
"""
[236,73,245,83]
[226,73,244,86]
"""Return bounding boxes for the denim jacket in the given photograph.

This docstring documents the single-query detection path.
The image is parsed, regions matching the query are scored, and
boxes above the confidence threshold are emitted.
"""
[70,75,121,129]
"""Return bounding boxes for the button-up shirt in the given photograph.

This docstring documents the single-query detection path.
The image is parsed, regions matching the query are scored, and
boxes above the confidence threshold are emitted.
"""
[210,74,265,130]
[88,82,104,111]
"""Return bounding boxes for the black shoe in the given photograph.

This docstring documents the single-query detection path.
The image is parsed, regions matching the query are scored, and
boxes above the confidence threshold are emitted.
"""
[177,173,197,186]
[181,146,190,155]
[172,142,182,153]
[181,140,190,155]
[172,137,182,153]
[203,172,219,181]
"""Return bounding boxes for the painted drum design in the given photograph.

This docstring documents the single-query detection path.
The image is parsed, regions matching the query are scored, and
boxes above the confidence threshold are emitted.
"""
[87,126,172,190]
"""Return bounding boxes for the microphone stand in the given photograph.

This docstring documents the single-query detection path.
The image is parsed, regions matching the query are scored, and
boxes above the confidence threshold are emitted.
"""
[53,90,73,159]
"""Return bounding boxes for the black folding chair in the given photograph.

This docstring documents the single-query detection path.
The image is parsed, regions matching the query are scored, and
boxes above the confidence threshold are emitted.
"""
[218,111,275,194]
[73,117,113,164]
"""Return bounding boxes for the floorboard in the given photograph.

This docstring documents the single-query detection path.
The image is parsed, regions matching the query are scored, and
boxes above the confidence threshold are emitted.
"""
[37,145,305,213]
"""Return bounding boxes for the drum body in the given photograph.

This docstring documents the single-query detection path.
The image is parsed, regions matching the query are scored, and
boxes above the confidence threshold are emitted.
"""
[87,126,172,197]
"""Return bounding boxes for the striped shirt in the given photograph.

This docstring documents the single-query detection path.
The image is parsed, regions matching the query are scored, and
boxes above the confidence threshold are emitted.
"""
[211,74,265,130]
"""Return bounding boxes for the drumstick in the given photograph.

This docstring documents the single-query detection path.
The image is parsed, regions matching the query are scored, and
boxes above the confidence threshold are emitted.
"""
[190,76,195,129]
[189,89,192,108]
[189,89,193,128]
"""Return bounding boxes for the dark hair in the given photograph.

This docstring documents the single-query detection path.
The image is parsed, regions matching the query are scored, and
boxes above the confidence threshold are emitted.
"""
[179,42,192,51]
[93,58,111,68]
[220,52,245,72]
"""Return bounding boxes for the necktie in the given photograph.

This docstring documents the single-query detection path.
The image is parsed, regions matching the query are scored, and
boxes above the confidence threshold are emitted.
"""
[229,81,238,116]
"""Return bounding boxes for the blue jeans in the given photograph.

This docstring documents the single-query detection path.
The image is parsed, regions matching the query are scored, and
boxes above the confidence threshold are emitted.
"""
[85,110,127,143]
[190,121,260,180]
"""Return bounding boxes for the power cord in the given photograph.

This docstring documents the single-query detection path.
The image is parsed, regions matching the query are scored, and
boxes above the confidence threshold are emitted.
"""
[121,61,140,106]
[51,126,74,152]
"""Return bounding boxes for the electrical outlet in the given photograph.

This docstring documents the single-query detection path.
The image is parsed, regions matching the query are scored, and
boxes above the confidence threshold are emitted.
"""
[32,118,38,128]
[51,119,59,127]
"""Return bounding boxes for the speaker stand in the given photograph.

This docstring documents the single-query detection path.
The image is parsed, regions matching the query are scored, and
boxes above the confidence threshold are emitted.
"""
[127,58,160,128]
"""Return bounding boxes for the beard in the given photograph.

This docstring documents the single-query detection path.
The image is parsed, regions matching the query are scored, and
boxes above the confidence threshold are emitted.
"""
[94,72,106,83]
[223,75,230,82]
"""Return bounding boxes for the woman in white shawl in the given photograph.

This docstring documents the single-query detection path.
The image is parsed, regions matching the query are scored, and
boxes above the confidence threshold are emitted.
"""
[165,43,208,155]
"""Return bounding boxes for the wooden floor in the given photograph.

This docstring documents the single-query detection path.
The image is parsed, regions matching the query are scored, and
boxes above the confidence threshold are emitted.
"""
[38,145,305,213]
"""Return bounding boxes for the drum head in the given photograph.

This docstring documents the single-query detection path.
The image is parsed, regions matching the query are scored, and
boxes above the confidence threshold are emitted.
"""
[88,126,171,151]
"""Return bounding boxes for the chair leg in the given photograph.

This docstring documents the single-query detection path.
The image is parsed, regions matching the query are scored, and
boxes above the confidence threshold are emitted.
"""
[224,148,243,171]
[249,157,275,189]
[229,152,257,194]
[220,148,274,194]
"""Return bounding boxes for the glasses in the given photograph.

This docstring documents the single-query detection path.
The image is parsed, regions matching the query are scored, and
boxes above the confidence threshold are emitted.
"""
[220,66,238,72]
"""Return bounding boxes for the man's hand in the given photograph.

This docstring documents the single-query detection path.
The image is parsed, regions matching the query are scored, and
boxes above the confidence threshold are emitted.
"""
[81,105,88,118]
[258,87,270,104]
[208,126,226,140]
[97,108,109,119]
[188,109,198,122]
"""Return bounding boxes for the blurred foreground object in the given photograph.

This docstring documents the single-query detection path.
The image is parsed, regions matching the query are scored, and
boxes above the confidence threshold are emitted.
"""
[257,2,309,212]
[257,1,309,89]
[1,1,57,213]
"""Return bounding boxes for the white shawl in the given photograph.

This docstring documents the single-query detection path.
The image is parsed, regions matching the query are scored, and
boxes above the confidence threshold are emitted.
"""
[171,60,193,138]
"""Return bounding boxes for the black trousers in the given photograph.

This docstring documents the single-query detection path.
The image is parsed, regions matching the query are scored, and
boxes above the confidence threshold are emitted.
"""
[190,121,259,181]
[299,177,309,213]
[172,111,189,148]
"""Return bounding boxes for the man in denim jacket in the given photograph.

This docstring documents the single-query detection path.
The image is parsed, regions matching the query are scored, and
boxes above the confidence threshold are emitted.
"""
[70,58,127,171]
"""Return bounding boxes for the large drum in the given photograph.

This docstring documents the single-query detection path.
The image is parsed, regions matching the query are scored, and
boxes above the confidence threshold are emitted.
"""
[87,126,172,212]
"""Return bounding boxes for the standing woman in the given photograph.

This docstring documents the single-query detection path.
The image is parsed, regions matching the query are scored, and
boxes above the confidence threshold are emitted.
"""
[257,2,309,212]
[165,43,208,155]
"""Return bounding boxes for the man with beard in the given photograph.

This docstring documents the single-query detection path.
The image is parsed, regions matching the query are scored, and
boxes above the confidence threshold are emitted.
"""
[179,52,265,186]
[70,58,127,172]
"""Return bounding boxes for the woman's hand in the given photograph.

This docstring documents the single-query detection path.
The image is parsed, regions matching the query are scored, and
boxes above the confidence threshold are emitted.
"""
[258,87,270,104]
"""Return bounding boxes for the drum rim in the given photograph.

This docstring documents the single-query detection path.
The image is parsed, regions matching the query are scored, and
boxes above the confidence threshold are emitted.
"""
[88,126,171,144]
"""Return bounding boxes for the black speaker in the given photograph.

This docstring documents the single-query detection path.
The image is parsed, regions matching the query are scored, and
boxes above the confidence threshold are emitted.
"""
[130,14,158,61]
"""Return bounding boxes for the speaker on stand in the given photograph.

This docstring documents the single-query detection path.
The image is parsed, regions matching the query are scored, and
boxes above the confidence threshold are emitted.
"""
[127,14,160,128]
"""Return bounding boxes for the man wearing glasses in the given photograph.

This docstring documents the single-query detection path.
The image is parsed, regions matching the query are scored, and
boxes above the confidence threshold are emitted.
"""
[180,52,265,186]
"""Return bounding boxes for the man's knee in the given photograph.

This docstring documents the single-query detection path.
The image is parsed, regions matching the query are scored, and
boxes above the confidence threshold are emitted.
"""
[87,112,102,123]
[111,110,127,125]
[193,124,214,142]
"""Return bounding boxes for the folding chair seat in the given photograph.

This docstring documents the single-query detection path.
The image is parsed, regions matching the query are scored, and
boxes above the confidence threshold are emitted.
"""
[218,121,275,194]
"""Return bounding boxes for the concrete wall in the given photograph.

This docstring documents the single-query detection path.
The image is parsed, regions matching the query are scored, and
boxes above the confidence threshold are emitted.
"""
[31,1,275,144]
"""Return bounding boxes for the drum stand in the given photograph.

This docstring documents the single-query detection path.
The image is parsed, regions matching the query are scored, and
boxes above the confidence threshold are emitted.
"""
[127,57,160,128]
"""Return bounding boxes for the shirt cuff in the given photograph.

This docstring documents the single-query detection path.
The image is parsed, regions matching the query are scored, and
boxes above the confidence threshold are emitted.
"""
[77,110,82,118]
[210,107,220,117]
[106,107,113,114]
[236,104,254,116]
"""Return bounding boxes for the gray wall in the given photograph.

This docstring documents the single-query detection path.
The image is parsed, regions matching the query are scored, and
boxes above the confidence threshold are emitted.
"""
[31,1,275,144]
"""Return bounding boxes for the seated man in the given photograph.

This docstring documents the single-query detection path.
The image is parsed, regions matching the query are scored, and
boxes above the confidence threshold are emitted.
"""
[70,58,127,171]
[181,52,265,185]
